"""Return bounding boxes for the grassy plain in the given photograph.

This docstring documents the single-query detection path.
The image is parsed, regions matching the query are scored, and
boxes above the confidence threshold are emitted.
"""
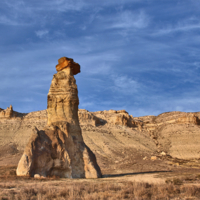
[1,166,200,199]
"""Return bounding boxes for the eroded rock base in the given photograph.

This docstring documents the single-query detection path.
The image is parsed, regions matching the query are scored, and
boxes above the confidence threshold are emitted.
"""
[16,122,101,178]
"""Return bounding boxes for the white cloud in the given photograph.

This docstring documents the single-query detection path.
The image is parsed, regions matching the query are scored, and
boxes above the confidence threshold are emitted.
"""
[154,17,200,35]
[46,0,86,11]
[111,10,149,29]
[3,0,86,12]
[193,62,200,69]
[0,0,86,27]
[86,63,111,75]
[0,15,27,26]
[127,93,200,117]
[159,96,200,114]
[44,0,139,12]
[1,0,34,25]
[111,74,140,93]
[156,24,200,35]
[35,30,49,38]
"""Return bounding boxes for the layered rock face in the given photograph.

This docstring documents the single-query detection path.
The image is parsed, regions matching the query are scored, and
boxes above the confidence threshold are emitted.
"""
[47,63,79,125]
[16,57,101,178]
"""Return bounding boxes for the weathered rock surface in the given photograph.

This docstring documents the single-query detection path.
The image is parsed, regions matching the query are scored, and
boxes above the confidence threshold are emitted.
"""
[78,109,101,126]
[0,108,198,173]
[16,123,101,178]
[56,57,80,75]
[0,105,14,118]
[47,66,79,125]
[1,105,200,174]
[16,57,101,178]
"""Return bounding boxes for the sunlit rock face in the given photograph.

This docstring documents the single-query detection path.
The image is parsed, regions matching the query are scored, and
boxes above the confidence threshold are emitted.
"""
[47,66,79,126]
[16,57,102,179]
[56,57,80,75]
[0,105,14,118]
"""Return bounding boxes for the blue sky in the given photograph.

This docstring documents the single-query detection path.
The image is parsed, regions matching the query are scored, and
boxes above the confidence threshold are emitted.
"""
[0,0,200,117]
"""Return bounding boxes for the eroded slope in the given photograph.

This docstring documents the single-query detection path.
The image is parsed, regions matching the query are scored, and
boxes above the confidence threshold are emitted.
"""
[0,107,200,173]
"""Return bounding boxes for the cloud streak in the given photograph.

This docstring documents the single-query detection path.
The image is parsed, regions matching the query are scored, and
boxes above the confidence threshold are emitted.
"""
[154,17,200,35]
[111,74,140,94]
[35,30,49,38]
[111,10,149,29]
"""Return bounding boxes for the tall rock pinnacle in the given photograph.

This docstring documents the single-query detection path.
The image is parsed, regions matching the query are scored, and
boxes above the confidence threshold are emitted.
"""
[47,57,80,125]
[16,57,102,178]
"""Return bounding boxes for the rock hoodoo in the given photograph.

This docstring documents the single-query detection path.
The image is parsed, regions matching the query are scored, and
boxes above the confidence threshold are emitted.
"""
[16,57,102,178]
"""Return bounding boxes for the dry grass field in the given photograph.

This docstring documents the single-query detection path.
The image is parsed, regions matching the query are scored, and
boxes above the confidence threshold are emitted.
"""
[0,166,200,199]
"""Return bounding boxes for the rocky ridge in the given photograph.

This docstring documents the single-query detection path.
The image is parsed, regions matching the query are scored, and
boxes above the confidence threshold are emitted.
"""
[0,105,200,174]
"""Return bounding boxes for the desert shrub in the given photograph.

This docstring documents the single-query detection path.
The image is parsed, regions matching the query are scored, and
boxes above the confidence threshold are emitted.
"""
[172,178,183,185]
[1,178,200,200]
[180,185,200,198]
[165,178,183,185]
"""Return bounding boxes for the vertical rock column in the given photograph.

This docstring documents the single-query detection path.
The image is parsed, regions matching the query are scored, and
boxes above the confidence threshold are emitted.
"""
[16,57,101,178]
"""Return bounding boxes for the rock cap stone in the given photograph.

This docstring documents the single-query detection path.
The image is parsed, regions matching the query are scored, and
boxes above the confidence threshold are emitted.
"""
[56,57,80,75]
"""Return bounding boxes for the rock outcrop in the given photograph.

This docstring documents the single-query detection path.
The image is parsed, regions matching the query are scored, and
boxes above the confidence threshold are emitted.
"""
[17,57,101,178]
[0,105,14,118]
[78,109,101,126]
[177,114,200,125]
[110,113,136,127]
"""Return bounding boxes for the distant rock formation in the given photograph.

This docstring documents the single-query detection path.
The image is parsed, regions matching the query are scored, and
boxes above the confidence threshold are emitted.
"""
[0,105,14,118]
[16,57,102,178]
[78,109,101,126]
[177,113,200,125]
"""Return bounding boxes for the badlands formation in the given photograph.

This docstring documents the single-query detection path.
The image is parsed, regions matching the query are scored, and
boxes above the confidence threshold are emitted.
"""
[0,106,200,174]
[16,57,101,178]
[0,57,200,176]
